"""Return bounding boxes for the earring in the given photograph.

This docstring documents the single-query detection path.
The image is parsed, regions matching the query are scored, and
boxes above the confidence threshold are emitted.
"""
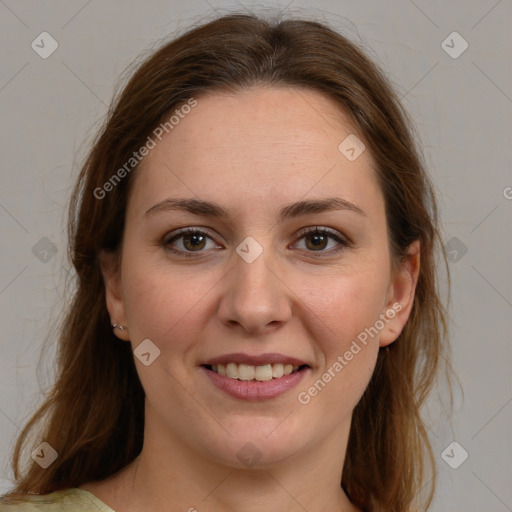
[112,323,128,331]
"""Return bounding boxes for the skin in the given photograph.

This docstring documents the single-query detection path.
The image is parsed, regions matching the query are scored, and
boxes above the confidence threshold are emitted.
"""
[80,86,420,512]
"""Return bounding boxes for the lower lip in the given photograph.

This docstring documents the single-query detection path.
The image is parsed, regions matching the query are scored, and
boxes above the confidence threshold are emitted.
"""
[200,366,310,401]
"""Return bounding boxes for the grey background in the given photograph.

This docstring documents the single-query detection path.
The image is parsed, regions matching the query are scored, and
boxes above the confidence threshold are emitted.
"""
[1,0,511,510]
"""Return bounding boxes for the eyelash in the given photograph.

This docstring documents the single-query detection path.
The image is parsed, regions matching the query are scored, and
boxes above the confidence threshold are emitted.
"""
[163,226,351,258]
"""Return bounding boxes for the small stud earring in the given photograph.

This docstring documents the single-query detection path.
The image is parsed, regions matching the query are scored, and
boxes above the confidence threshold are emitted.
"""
[112,323,128,331]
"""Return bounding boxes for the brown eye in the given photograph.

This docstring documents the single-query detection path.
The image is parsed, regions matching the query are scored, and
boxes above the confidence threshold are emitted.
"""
[181,232,207,251]
[164,228,220,257]
[305,232,329,251]
[294,227,349,256]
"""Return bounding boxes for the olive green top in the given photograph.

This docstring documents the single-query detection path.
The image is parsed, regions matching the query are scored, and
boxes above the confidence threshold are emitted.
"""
[0,488,114,511]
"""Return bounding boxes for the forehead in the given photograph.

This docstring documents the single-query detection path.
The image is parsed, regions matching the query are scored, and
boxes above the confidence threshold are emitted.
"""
[128,86,383,222]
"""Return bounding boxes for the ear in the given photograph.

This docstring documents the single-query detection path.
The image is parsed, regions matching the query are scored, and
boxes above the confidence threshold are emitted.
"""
[379,240,420,348]
[99,249,129,341]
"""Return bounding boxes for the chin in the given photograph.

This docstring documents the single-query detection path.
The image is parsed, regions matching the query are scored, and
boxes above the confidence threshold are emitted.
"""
[202,421,310,470]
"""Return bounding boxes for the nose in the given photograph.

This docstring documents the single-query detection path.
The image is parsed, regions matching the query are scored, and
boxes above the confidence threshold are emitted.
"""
[217,243,292,335]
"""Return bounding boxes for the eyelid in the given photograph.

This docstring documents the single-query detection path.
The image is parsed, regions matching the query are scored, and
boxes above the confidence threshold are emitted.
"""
[295,225,351,245]
[291,226,351,256]
[163,225,351,257]
[163,227,222,258]
[163,226,218,244]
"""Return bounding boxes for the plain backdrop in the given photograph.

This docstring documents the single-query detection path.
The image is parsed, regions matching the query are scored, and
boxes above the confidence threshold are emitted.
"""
[0,1,511,510]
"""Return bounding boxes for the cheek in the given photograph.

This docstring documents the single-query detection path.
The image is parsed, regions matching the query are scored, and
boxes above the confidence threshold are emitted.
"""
[294,265,389,350]
[292,267,386,408]
[300,287,381,414]
[122,254,216,350]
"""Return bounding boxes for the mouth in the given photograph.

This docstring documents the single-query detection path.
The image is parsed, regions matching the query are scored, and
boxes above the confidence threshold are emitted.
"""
[200,363,310,401]
[199,353,311,400]
[202,363,309,382]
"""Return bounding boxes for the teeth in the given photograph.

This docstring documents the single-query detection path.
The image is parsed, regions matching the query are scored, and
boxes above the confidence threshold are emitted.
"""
[212,363,301,381]
[272,363,284,378]
[238,364,255,381]
[255,364,273,381]
[226,363,238,379]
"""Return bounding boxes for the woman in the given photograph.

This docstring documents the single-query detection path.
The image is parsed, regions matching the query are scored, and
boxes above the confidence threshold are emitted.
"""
[1,12,454,512]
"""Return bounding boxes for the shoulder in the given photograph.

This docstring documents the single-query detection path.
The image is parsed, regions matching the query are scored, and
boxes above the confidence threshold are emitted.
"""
[0,488,114,511]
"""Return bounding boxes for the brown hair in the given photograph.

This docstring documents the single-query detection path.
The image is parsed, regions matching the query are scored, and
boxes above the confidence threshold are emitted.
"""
[2,12,455,511]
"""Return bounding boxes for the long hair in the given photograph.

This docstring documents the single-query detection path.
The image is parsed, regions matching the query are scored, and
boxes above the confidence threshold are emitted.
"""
[2,13,455,511]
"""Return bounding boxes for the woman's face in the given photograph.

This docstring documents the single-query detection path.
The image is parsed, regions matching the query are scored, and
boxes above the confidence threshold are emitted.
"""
[102,86,419,469]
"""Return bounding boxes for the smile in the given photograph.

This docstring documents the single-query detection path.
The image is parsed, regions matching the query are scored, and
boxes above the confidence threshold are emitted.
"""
[205,363,305,381]
[200,364,310,400]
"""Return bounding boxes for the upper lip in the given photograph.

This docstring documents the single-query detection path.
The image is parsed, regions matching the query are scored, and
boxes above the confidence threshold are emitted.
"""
[202,352,310,367]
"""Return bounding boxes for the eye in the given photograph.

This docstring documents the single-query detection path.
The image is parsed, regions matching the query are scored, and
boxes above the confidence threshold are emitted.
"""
[163,226,350,258]
[164,228,220,257]
[293,226,350,256]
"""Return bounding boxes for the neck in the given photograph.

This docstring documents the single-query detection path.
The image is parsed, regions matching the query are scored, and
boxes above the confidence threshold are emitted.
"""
[87,405,360,512]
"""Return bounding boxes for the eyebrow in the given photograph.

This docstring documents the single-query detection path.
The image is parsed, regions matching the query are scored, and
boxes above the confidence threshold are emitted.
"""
[143,196,366,222]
